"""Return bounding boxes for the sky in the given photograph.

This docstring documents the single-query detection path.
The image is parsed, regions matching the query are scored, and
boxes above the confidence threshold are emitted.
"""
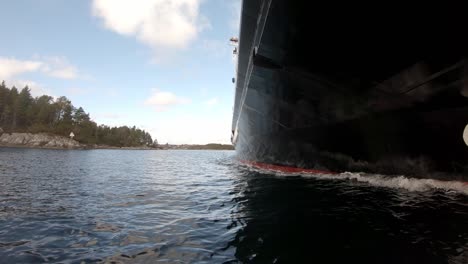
[0,0,241,144]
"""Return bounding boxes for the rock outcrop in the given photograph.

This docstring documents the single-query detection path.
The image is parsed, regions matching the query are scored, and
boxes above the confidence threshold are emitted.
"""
[0,133,83,149]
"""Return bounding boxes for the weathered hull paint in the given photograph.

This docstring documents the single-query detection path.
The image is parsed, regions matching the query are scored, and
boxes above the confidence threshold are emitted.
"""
[232,0,468,181]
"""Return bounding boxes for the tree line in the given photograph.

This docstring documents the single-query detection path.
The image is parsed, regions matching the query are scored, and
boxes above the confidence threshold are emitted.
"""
[0,81,156,147]
[184,144,234,150]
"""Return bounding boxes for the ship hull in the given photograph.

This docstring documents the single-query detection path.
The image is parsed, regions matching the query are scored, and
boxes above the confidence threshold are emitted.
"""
[232,0,468,180]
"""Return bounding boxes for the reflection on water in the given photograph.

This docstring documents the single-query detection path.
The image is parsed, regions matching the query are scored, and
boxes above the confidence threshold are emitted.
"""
[0,148,467,263]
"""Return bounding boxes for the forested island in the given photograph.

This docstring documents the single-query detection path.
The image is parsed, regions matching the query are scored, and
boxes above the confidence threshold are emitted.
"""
[0,81,155,148]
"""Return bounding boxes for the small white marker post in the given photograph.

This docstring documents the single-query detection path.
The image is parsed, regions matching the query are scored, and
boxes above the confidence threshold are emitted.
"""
[69,132,75,139]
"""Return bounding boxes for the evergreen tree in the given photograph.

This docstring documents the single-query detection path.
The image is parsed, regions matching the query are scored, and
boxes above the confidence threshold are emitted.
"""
[8,86,19,129]
[0,81,9,126]
[17,86,33,128]
[0,82,157,147]
[34,95,55,130]
[73,107,90,125]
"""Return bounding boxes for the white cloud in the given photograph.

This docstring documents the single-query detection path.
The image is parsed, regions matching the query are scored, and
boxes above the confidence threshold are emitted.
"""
[0,56,83,98]
[0,56,80,80]
[144,89,190,111]
[40,56,79,79]
[204,97,218,106]
[0,58,43,80]
[5,80,53,98]
[92,0,209,57]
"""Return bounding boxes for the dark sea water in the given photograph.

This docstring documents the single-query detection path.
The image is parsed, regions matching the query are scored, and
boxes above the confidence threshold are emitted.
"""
[0,148,467,264]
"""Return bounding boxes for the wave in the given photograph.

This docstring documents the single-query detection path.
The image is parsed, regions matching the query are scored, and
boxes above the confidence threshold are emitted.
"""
[240,162,468,195]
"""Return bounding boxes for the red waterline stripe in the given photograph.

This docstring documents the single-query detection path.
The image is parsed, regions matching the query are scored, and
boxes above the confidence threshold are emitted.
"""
[242,160,468,185]
[241,160,338,175]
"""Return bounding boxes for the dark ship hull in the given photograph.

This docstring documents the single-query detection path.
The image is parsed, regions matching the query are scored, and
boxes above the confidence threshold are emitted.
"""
[231,0,468,180]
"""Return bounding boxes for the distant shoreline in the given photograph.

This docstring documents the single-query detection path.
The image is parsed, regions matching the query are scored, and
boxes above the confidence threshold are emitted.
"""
[0,144,234,151]
[0,132,234,151]
[159,143,234,151]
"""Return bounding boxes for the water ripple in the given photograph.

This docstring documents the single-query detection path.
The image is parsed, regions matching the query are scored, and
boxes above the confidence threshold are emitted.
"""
[0,148,466,263]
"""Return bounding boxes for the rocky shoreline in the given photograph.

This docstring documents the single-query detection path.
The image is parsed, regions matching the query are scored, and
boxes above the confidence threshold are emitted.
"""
[0,132,83,149]
[0,132,154,150]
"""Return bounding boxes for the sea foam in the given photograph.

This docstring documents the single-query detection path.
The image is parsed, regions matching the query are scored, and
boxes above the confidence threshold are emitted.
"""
[242,163,468,195]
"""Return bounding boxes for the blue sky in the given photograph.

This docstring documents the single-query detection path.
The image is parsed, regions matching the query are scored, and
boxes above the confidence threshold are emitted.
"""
[0,0,240,144]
